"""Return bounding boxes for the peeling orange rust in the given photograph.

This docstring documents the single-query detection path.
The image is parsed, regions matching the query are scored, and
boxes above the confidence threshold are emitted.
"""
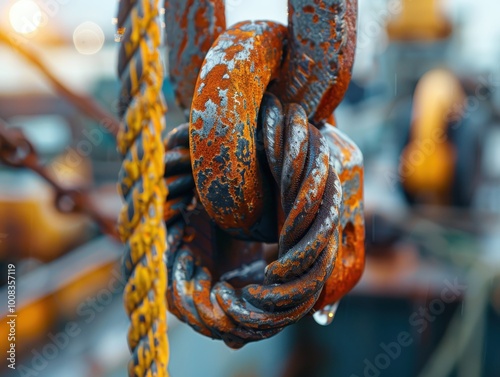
[161,0,364,348]
[171,249,213,337]
[190,21,286,241]
[165,0,226,112]
[163,92,347,348]
[314,123,365,309]
[276,0,358,124]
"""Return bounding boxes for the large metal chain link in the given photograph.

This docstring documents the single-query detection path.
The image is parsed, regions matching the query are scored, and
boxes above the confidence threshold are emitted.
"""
[161,0,365,349]
[0,1,366,374]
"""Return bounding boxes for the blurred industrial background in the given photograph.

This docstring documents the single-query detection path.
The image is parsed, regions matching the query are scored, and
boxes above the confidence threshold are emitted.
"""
[1,0,500,376]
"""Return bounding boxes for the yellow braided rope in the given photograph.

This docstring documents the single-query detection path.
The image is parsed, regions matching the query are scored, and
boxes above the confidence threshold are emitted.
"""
[116,1,169,376]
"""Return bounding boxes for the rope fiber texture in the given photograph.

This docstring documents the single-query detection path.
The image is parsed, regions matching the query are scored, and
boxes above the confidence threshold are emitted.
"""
[116,0,169,375]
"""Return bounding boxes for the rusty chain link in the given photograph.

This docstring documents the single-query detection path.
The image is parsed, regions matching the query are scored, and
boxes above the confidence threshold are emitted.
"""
[1,1,366,374]
[0,1,366,374]
[161,0,365,350]
[164,0,226,115]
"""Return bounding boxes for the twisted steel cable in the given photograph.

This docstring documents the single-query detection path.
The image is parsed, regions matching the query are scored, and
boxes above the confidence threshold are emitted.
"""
[158,0,363,349]
[163,92,342,348]
[116,1,169,375]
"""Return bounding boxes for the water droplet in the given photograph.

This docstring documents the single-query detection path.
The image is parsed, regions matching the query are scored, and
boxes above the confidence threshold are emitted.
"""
[114,27,126,42]
[313,301,340,326]
[111,17,118,25]
[160,7,165,15]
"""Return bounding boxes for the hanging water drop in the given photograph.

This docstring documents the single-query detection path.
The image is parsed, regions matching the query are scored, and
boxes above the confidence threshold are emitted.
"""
[313,301,340,326]
[115,27,126,42]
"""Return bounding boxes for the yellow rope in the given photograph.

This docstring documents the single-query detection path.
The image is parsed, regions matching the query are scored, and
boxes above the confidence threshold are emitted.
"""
[116,1,169,375]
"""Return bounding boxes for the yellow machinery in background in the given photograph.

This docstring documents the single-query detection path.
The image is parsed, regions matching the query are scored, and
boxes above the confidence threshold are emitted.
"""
[387,0,453,41]
[0,152,93,263]
[384,0,483,207]
[400,69,466,206]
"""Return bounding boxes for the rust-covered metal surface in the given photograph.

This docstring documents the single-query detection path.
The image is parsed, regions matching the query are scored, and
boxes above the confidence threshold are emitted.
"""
[164,99,342,347]
[274,0,358,124]
[160,0,365,348]
[165,0,226,112]
[315,124,365,309]
[190,21,286,241]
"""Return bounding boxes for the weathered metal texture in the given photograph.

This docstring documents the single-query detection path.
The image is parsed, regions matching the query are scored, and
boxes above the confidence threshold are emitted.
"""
[314,124,365,309]
[163,126,278,347]
[164,91,344,347]
[162,124,195,225]
[159,0,364,348]
[165,0,226,112]
[190,21,286,241]
[275,0,358,124]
